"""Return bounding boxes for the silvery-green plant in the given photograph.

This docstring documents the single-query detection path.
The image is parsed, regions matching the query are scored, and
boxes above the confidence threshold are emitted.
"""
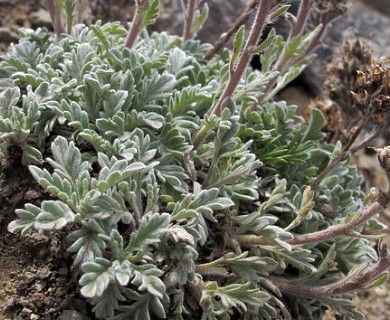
[2,0,390,319]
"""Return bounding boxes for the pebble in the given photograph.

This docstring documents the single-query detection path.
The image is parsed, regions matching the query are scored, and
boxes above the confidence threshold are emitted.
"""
[0,27,19,43]
[58,310,90,320]
[30,9,52,28]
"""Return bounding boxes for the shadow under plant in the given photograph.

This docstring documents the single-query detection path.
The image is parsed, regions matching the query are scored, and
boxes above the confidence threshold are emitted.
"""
[1,0,390,319]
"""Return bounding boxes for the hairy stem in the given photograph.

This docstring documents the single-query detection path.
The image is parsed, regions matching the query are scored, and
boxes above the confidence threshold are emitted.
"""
[54,0,65,36]
[270,243,390,297]
[125,0,148,49]
[183,0,197,41]
[256,0,317,104]
[211,0,274,116]
[205,0,259,60]
[350,125,383,154]
[234,201,384,246]
[310,114,370,191]
[46,0,57,34]
[46,0,65,36]
[275,0,312,70]
[288,201,382,245]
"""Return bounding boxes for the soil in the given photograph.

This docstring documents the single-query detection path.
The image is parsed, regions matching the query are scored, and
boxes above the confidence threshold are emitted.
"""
[1,1,390,320]
[0,152,89,319]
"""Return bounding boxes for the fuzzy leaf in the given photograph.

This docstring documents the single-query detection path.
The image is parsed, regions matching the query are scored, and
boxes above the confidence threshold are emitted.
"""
[80,257,113,298]
[131,264,165,298]
[192,3,209,35]
[231,25,245,74]
[8,203,41,235]
[34,200,75,230]
[125,213,170,253]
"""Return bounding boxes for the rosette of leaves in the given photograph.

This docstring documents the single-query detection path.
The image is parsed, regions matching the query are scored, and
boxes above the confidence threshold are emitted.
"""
[1,1,388,320]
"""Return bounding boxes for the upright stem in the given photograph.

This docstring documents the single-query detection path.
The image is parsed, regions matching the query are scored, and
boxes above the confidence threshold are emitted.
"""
[257,0,314,105]
[125,0,148,49]
[183,0,197,41]
[212,0,274,116]
[310,114,370,191]
[46,0,64,36]
[46,0,57,31]
[54,0,65,36]
[205,0,259,60]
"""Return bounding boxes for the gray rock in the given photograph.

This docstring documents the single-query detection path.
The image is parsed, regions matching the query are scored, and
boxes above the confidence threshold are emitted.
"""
[0,27,18,43]
[30,9,52,28]
[58,310,91,320]
[150,0,247,44]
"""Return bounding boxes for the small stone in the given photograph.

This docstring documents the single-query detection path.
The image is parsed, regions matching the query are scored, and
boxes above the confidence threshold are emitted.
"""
[58,267,68,276]
[19,307,33,316]
[6,297,17,309]
[30,9,52,28]
[55,287,66,298]
[0,27,19,43]
[24,190,41,201]
[30,314,40,320]
[58,310,91,320]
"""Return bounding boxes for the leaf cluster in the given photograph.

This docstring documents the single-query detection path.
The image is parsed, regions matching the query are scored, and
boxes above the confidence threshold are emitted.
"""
[1,6,385,320]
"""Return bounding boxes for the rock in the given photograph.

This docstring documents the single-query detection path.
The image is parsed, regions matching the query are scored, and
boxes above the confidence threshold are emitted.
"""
[0,27,18,43]
[5,297,17,309]
[360,0,390,16]
[18,307,33,319]
[58,310,91,320]
[30,9,52,29]
[150,0,247,44]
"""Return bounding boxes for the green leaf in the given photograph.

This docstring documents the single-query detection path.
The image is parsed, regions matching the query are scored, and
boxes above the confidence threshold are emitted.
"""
[80,257,113,298]
[113,260,132,286]
[139,72,176,104]
[113,291,166,320]
[0,87,20,118]
[364,271,389,289]
[22,145,43,165]
[91,283,126,319]
[142,0,160,28]
[302,108,325,142]
[225,252,277,281]
[34,200,75,230]
[131,264,165,298]
[47,136,91,182]
[231,25,245,74]
[125,213,170,253]
[8,203,41,235]
[67,223,107,265]
[203,282,270,312]
[192,3,209,35]
[269,4,290,20]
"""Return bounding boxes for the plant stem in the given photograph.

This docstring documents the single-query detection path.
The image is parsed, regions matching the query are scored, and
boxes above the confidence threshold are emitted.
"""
[183,0,197,41]
[54,0,65,36]
[211,0,274,116]
[46,0,64,36]
[350,122,385,154]
[288,201,382,245]
[310,114,370,191]
[234,201,384,246]
[46,0,57,33]
[256,0,316,104]
[205,0,259,60]
[125,0,148,49]
[270,243,390,297]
